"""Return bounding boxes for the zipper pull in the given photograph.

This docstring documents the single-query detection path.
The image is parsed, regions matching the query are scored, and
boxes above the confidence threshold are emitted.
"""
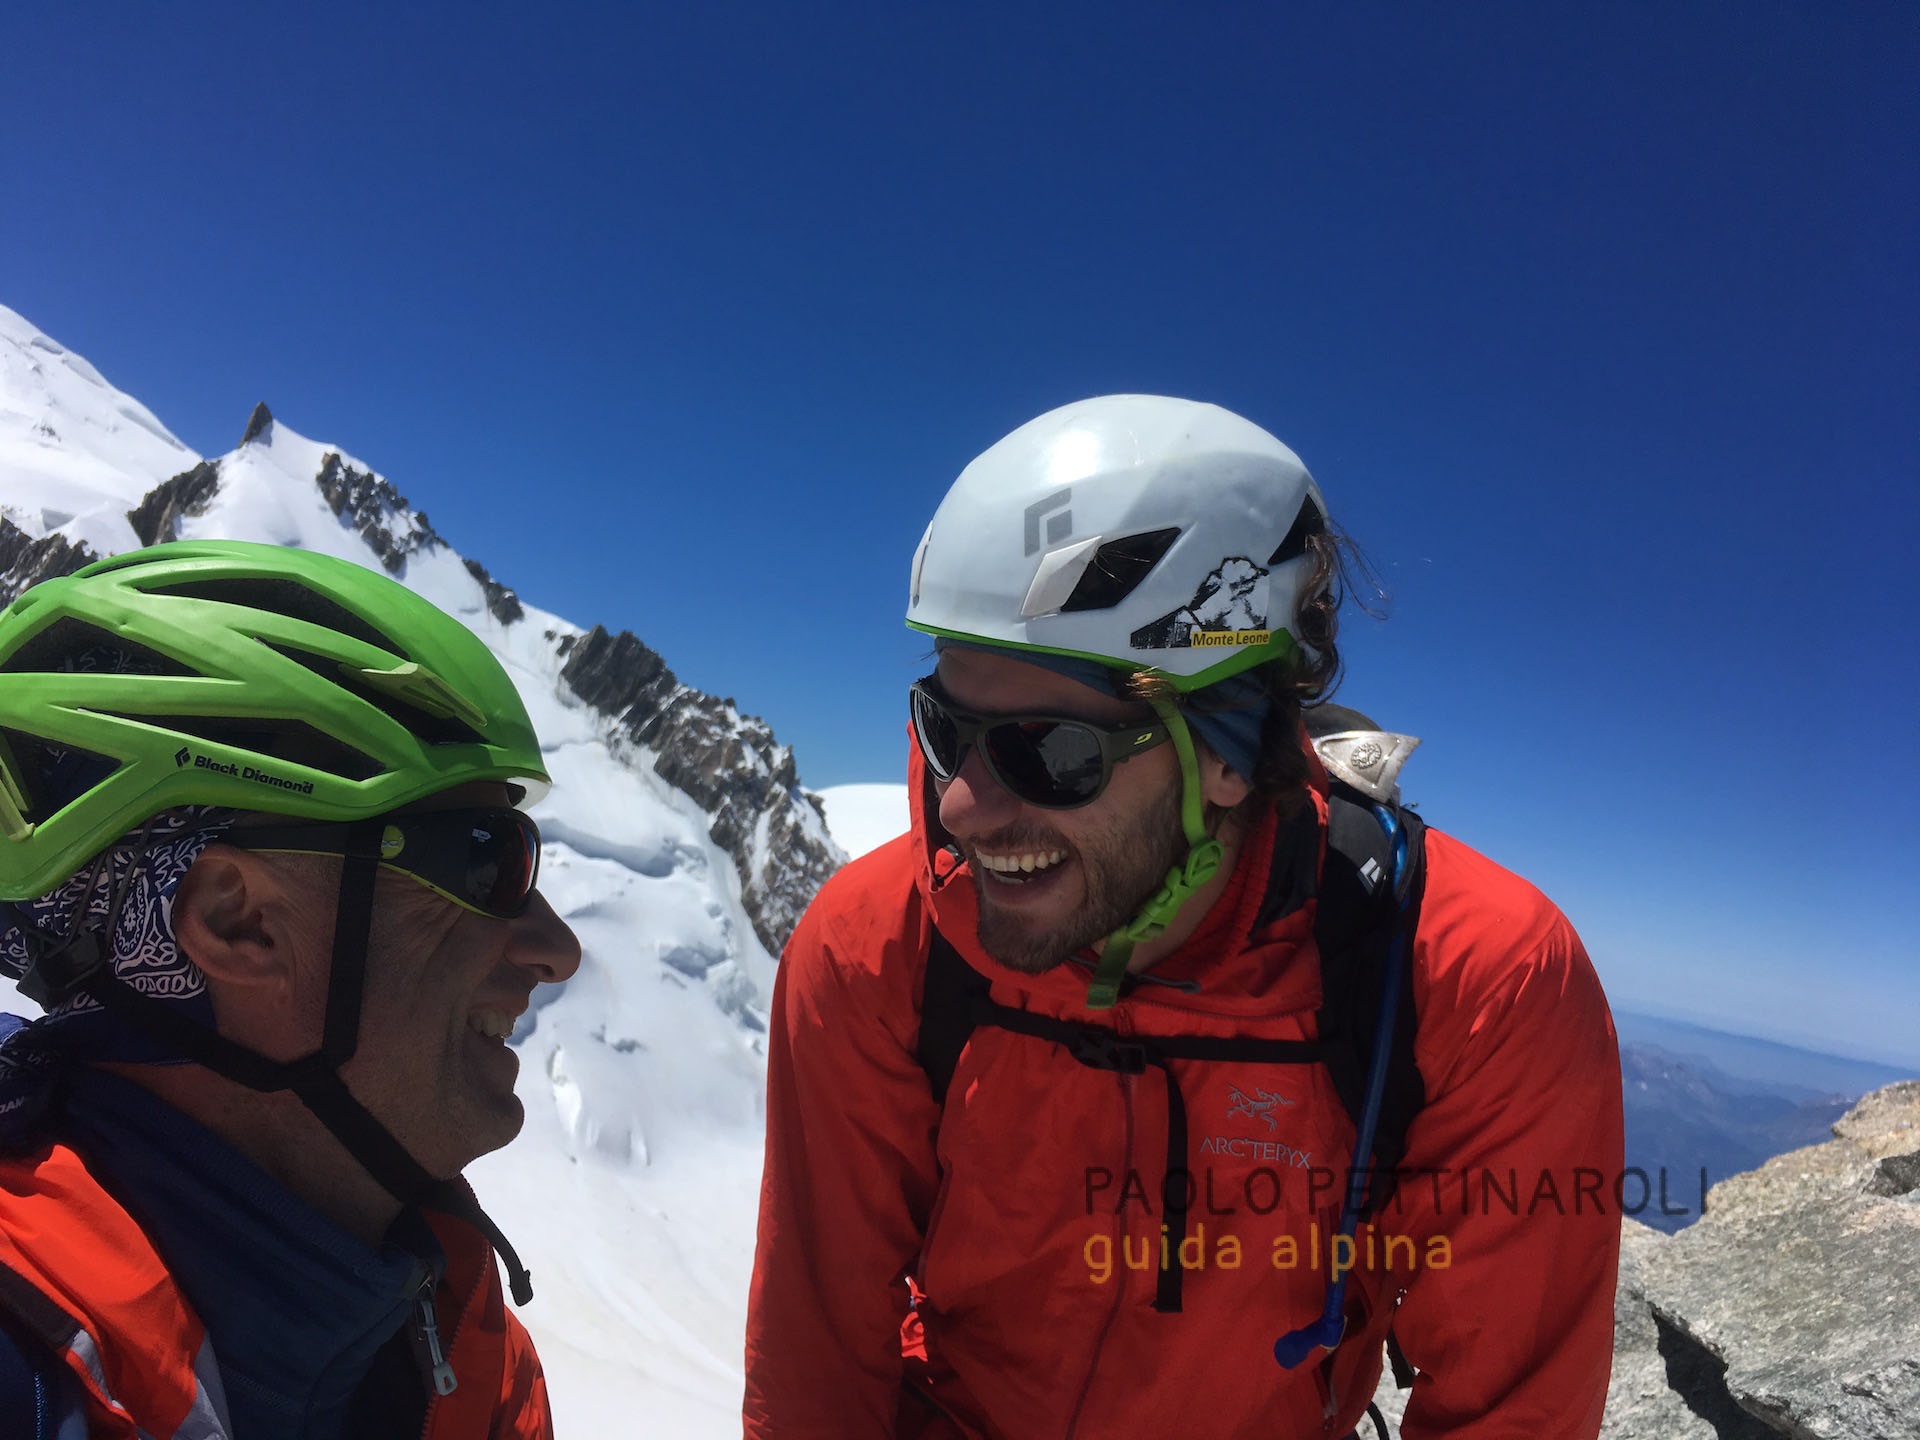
[415,1279,459,1396]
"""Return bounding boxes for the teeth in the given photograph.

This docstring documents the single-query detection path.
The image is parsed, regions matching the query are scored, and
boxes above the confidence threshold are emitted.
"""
[976,850,1067,875]
[469,1010,516,1040]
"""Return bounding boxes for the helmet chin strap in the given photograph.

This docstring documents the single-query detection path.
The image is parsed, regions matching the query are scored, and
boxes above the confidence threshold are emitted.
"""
[45,822,535,1304]
[1083,699,1222,1010]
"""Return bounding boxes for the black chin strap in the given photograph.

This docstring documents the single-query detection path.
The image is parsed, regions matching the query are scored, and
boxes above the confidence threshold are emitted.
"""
[30,821,535,1305]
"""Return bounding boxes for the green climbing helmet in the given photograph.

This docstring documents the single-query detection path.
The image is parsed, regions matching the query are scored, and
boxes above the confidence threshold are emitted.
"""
[0,539,549,901]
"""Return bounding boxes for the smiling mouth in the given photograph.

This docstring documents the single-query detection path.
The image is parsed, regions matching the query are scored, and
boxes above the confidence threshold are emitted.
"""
[973,848,1069,884]
[468,1009,519,1041]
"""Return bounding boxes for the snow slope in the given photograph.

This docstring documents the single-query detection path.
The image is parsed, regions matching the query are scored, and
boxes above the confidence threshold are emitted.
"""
[0,301,834,1434]
[816,783,911,860]
[0,304,197,556]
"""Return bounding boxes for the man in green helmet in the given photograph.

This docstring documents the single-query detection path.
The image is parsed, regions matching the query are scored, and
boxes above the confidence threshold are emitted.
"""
[0,541,581,1439]
[746,397,1623,1438]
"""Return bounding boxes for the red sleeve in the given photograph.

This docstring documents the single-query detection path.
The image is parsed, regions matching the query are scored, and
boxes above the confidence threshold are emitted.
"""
[743,845,945,1440]
[1389,833,1624,1439]
[496,1311,553,1440]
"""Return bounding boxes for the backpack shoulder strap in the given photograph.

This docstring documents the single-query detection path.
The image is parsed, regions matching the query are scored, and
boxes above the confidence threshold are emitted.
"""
[917,927,988,1105]
[1313,786,1428,1215]
[915,788,1432,1184]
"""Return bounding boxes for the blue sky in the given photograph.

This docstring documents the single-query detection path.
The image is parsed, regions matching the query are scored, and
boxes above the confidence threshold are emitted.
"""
[3,2,1915,1065]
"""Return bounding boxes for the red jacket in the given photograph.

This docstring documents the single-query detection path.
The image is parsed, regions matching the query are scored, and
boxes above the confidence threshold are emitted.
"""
[746,751,1622,1439]
[0,1140,552,1439]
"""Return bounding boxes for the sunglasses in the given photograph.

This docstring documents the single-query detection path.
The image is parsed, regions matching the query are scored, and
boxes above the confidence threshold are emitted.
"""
[910,678,1169,810]
[227,807,543,919]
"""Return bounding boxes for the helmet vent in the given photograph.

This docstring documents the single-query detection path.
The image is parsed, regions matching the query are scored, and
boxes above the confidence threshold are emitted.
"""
[0,617,197,678]
[0,726,120,824]
[1266,498,1326,568]
[264,643,489,748]
[114,714,385,783]
[145,578,404,658]
[1059,528,1182,613]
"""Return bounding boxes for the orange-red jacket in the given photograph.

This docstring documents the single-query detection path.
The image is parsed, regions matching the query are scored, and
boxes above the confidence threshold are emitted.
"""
[0,1140,552,1439]
[746,752,1623,1439]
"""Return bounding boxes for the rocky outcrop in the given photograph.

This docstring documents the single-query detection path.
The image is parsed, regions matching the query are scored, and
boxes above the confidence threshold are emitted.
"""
[1603,1081,1920,1439]
[463,557,524,626]
[1362,1083,1920,1437]
[557,624,840,956]
[315,451,439,575]
[302,437,834,959]
[126,460,222,546]
[0,516,100,605]
[240,400,275,446]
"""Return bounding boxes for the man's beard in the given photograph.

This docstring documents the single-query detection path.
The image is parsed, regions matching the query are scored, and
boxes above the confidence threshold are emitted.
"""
[970,775,1187,976]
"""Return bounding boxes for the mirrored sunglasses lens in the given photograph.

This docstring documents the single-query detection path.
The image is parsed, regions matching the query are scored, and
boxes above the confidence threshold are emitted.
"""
[467,815,538,915]
[912,688,963,779]
[985,720,1105,807]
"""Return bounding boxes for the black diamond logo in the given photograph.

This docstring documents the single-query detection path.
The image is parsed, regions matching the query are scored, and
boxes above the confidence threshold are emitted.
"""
[174,747,191,767]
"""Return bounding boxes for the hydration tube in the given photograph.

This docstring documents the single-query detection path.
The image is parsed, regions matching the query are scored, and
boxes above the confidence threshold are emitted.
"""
[1273,801,1411,1370]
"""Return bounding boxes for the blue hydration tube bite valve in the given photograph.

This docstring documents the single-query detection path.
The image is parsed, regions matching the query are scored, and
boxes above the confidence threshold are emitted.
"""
[1273,802,1411,1371]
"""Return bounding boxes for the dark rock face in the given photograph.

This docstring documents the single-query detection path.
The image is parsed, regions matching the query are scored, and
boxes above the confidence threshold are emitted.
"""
[308,448,522,626]
[301,443,834,955]
[315,452,439,575]
[240,401,275,446]
[1602,1081,1920,1438]
[126,460,223,546]
[558,625,840,956]
[463,558,524,625]
[0,517,101,605]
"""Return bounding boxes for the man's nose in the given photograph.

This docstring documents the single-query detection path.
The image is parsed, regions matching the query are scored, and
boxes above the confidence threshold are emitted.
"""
[936,743,1022,836]
[511,890,582,983]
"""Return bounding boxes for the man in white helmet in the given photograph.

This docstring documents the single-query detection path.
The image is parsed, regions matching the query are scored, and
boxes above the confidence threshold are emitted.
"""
[745,397,1623,1439]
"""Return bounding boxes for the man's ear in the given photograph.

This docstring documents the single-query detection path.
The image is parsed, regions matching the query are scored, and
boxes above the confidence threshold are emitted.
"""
[1198,748,1253,811]
[173,846,297,991]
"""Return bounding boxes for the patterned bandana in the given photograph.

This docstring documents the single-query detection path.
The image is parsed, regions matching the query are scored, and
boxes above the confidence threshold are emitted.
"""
[0,807,233,1061]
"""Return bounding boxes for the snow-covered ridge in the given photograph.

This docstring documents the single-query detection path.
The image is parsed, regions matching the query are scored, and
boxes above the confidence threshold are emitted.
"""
[0,300,848,1430]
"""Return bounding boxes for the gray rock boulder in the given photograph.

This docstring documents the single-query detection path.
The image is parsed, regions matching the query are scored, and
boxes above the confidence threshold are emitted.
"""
[1624,1080,1920,1439]
[1367,1083,1920,1438]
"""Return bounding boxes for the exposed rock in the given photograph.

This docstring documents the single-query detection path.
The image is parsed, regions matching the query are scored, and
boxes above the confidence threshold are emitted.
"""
[315,451,438,574]
[1868,1151,1920,1199]
[463,557,524,625]
[126,460,222,546]
[1619,1081,1920,1439]
[1597,1220,1765,1439]
[240,401,274,446]
[0,516,100,605]
[557,624,841,956]
[1367,1085,1920,1438]
[303,451,835,958]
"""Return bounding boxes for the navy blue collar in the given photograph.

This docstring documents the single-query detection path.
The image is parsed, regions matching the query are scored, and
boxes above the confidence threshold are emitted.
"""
[55,1064,445,1440]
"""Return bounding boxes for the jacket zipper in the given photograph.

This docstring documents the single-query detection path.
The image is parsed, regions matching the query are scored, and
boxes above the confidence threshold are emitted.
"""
[1062,1058,1136,1440]
[1317,1353,1339,1436]
[415,1273,458,1399]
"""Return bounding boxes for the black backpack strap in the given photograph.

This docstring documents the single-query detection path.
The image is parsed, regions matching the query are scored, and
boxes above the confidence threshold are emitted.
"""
[917,928,989,1106]
[912,789,1430,1317]
[0,1264,77,1440]
[1313,788,1428,1219]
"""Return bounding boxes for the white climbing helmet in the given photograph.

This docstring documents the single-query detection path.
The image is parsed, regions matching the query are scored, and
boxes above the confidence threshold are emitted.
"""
[906,395,1329,690]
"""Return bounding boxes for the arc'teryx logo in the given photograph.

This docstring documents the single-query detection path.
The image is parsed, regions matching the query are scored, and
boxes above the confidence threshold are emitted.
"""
[1023,488,1072,556]
[174,746,192,767]
[1226,1084,1294,1132]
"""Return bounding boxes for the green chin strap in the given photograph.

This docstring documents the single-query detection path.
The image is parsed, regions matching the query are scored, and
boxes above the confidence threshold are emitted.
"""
[1083,697,1223,1010]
